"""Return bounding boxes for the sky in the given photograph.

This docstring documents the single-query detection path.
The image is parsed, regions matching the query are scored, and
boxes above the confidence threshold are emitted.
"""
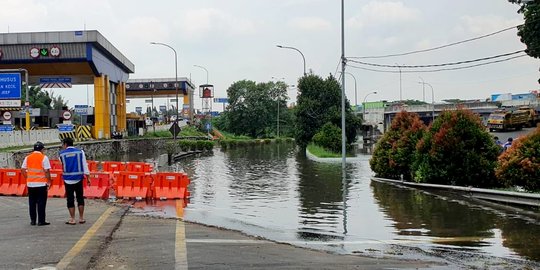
[1,0,539,112]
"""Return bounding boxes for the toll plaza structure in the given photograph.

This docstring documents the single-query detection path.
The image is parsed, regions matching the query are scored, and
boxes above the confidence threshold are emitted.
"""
[0,30,135,139]
[126,78,195,122]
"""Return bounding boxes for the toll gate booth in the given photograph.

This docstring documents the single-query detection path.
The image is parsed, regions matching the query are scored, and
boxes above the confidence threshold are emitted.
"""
[0,30,134,139]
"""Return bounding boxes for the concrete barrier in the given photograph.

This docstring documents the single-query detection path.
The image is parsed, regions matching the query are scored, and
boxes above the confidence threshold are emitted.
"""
[372,177,540,207]
[0,129,61,148]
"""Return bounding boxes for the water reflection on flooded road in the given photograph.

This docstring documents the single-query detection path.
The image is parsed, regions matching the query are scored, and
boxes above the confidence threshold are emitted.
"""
[117,143,540,265]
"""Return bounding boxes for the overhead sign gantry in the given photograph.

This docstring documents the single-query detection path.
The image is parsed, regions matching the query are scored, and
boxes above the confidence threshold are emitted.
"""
[0,30,135,139]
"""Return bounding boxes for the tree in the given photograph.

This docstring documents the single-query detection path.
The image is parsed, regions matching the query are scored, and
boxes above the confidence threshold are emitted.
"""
[370,111,426,180]
[219,80,290,138]
[21,86,52,110]
[50,91,69,110]
[496,126,540,191]
[509,0,540,83]
[413,109,500,187]
[294,74,361,149]
[20,87,69,110]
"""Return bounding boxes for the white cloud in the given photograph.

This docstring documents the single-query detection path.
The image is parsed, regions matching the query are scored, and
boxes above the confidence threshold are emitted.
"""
[288,17,331,31]
[175,8,256,39]
[456,15,522,35]
[122,17,170,43]
[0,0,47,28]
[347,1,420,29]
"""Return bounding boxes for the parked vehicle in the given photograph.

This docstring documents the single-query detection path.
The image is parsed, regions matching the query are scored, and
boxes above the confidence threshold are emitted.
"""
[517,106,540,127]
[487,109,528,131]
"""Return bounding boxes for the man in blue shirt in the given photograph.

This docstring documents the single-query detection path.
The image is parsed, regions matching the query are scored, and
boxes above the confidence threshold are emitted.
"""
[59,137,90,225]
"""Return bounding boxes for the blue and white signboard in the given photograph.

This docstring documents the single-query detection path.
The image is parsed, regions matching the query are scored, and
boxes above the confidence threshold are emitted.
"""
[74,104,88,115]
[213,98,228,103]
[0,73,22,99]
[39,77,72,88]
[0,125,14,132]
[58,124,74,132]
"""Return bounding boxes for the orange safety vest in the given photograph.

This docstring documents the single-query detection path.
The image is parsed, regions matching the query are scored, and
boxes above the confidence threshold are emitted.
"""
[26,151,47,185]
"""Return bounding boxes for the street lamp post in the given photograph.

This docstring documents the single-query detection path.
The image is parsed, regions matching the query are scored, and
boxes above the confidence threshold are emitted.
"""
[363,91,377,120]
[194,64,210,123]
[150,42,180,138]
[418,81,435,122]
[271,77,285,138]
[419,76,426,102]
[193,65,209,84]
[276,45,306,76]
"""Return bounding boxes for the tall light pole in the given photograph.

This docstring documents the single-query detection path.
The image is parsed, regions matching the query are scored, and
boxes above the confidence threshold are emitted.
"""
[363,91,377,119]
[276,45,306,76]
[419,76,426,102]
[340,0,346,171]
[194,64,210,120]
[418,81,435,122]
[150,42,180,137]
[271,77,285,138]
[193,65,208,84]
[338,71,357,109]
[396,63,402,101]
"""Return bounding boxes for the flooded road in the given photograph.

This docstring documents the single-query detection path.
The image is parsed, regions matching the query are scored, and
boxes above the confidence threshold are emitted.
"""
[116,142,540,266]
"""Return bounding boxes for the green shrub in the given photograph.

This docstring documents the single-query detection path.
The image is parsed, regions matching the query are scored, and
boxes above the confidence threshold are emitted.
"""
[370,111,426,180]
[196,140,214,151]
[144,130,172,138]
[312,122,342,153]
[496,127,540,191]
[413,109,500,187]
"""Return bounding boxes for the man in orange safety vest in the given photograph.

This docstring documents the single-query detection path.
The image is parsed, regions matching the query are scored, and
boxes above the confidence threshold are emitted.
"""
[21,141,52,226]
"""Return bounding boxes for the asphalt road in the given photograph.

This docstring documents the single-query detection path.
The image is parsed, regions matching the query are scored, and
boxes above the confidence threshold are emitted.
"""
[489,126,537,143]
[0,197,441,270]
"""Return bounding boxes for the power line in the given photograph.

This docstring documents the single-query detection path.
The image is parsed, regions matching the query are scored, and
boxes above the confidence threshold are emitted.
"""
[347,50,524,68]
[348,54,527,73]
[348,24,521,59]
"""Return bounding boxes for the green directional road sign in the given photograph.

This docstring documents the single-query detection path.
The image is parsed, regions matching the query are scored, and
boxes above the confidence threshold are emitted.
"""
[40,48,49,56]
[169,121,181,139]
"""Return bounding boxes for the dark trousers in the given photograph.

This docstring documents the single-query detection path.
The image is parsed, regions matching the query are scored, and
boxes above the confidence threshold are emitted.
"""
[65,181,84,208]
[28,186,48,223]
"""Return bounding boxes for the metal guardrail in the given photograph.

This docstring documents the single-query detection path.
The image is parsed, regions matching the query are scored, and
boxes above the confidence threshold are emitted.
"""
[372,177,540,207]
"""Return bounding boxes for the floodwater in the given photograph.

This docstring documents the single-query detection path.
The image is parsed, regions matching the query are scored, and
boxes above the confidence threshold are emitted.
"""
[113,143,540,266]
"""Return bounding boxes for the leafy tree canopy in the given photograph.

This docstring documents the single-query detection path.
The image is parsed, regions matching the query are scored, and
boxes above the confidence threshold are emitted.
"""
[413,109,500,187]
[216,80,291,138]
[370,111,426,180]
[509,0,540,83]
[294,74,361,149]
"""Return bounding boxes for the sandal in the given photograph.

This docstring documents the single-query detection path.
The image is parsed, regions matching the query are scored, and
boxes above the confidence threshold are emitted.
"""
[65,220,76,225]
[79,219,86,224]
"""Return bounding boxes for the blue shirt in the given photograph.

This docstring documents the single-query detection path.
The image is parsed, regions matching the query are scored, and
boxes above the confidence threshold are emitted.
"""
[59,147,89,184]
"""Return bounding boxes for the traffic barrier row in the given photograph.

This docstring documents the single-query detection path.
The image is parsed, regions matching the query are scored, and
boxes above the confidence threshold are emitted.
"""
[48,160,153,173]
[0,168,190,200]
[0,130,60,149]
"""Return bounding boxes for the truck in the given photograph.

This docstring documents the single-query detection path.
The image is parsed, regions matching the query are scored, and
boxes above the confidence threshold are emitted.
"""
[517,106,540,127]
[487,109,529,131]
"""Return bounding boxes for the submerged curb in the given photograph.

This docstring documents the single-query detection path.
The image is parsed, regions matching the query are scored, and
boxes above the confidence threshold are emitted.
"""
[371,177,540,208]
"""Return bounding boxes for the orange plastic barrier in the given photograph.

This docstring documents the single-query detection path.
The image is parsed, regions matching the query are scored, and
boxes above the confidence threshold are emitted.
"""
[102,161,126,173]
[84,172,111,199]
[87,160,99,172]
[116,172,152,199]
[48,169,65,198]
[153,172,190,200]
[125,162,153,173]
[50,159,63,170]
[0,169,26,196]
